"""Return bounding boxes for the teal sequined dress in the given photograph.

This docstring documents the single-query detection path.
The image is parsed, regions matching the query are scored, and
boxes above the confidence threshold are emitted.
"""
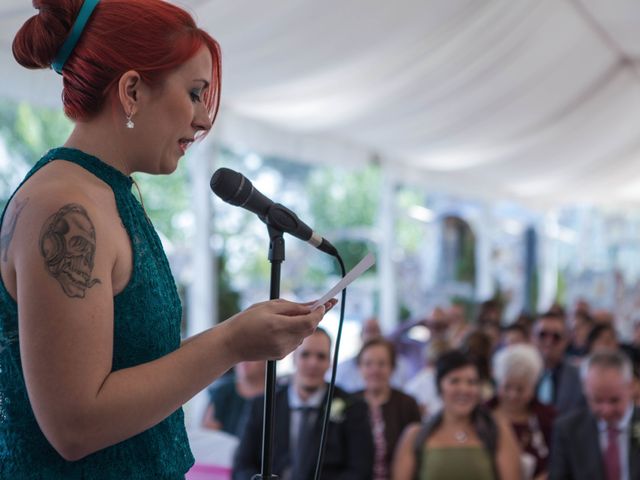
[0,148,194,479]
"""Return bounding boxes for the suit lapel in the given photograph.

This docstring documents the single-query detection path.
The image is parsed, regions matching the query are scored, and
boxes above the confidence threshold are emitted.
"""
[287,386,332,480]
[578,413,606,479]
[298,390,332,479]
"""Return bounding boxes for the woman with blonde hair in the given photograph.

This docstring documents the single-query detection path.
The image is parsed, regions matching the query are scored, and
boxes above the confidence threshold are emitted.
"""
[489,344,555,480]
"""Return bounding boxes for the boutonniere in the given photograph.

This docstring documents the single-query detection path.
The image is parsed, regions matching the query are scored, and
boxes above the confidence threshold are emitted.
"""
[632,422,640,444]
[329,398,347,423]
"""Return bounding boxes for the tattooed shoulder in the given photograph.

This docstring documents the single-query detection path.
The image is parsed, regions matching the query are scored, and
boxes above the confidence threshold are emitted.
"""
[39,203,102,299]
[0,197,29,263]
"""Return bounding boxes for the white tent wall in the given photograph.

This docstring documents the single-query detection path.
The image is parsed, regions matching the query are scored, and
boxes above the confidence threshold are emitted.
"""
[4,0,640,207]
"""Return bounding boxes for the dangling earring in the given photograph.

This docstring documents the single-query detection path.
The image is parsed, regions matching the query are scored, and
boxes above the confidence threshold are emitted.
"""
[126,112,135,129]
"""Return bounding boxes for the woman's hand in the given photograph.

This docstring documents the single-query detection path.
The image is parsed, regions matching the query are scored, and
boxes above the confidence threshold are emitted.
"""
[222,298,338,362]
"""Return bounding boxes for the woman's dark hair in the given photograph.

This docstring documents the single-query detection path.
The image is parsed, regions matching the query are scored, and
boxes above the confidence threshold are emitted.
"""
[435,349,477,394]
[502,322,527,338]
[460,329,492,381]
[586,323,617,353]
[356,337,396,370]
[573,311,594,327]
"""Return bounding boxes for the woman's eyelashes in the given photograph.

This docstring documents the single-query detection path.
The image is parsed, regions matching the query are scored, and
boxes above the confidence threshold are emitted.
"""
[190,90,202,103]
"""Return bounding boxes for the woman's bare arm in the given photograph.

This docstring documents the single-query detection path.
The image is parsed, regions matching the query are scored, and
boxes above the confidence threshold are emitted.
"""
[494,412,523,480]
[201,403,222,430]
[13,193,327,461]
[391,423,421,480]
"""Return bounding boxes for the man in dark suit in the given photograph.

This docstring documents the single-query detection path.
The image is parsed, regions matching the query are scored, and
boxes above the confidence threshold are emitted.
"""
[533,312,586,415]
[549,350,640,480]
[232,327,373,480]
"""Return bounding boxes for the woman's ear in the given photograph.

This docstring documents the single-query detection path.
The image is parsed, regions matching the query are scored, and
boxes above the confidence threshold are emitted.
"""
[117,70,142,116]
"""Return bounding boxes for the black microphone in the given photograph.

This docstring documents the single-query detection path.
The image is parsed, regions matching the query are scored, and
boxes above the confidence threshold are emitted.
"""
[210,168,338,257]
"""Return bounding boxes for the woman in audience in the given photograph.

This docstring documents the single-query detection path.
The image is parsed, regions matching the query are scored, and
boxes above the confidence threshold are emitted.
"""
[392,350,521,480]
[489,344,555,480]
[201,360,265,436]
[585,322,619,353]
[355,338,421,480]
[500,323,529,348]
[565,311,593,359]
[405,338,451,419]
[462,329,496,401]
[586,322,640,369]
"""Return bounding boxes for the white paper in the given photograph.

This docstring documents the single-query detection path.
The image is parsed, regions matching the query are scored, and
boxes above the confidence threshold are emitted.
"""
[311,252,376,309]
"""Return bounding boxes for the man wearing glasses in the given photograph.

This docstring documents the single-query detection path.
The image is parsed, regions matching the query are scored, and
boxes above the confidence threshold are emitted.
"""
[533,312,586,415]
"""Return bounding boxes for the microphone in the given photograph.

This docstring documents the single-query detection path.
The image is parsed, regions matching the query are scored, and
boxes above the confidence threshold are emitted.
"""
[210,168,338,257]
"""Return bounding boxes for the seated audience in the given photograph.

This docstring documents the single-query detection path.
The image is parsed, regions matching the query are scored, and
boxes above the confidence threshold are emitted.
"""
[634,366,640,408]
[501,323,530,348]
[533,312,585,415]
[592,309,615,326]
[489,344,555,480]
[633,321,640,350]
[586,323,640,368]
[462,329,496,401]
[514,312,536,338]
[447,304,471,348]
[549,350,640,480]
[335,317,412,392]
[232,327,373,480]
[405,338,451,419]
[565,311,593,360]
[476,300,508,352]
[354,338,421,480]
[547,303,566,318]
[586,323,619,353]
[573,298,591,317]
[389,307,450,377]
[392,350,521,480]
[201,360,265,436]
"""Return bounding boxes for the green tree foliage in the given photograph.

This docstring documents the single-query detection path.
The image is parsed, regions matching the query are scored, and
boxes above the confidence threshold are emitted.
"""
[216,253,241,322]
[307,164,380,231]
[0,100,72,164]
[307,164,380,273]
[395,188,431,254]
[0,100,73,210]
[133,165,190,244]
[0,99,191,244]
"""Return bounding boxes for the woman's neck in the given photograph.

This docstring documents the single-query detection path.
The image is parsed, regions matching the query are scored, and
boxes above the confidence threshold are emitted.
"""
[64,119,134,175]
[441,409,473,429]
[236,377,264,399]
[365,385,391,407]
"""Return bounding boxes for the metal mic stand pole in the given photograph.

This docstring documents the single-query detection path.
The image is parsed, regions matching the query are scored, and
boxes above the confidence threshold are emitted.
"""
[253,225,285,480]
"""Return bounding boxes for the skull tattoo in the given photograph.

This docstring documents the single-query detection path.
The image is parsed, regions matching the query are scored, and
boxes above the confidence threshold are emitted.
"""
[40,204,101,298]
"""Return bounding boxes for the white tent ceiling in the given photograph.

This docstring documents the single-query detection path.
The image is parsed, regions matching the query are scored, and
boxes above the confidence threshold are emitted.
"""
[2,0,640,208]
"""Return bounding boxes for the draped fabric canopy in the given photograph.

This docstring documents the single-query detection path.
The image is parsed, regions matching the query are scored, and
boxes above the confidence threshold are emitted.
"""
[2,0,640,207]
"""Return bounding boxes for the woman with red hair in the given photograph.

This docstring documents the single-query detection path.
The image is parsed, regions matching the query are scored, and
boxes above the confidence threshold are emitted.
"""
[2,1,334,478]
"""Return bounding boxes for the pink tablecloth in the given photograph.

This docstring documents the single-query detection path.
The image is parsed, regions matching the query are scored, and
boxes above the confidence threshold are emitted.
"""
[186,463,231,480]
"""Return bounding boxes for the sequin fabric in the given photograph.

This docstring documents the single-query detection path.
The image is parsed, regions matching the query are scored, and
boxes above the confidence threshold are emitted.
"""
[0,148,194,479]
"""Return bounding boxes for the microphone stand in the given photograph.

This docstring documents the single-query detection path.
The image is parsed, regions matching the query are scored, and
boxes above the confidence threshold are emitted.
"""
[253,224,285,480]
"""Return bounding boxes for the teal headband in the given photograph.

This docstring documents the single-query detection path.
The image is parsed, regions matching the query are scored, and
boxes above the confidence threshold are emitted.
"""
[51,0,100,75]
